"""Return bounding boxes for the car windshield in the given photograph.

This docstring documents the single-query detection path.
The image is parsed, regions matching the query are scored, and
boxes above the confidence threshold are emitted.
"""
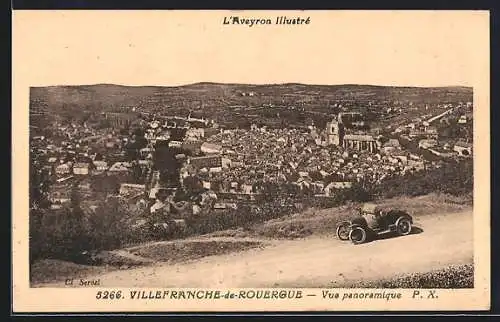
[361,203,378,214]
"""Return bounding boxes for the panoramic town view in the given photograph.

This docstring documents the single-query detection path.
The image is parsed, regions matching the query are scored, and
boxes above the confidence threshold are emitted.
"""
[29,83,474,288]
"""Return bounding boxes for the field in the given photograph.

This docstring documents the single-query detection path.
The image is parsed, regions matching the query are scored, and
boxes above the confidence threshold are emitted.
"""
[30,83,472,130]
[30,83,473,110]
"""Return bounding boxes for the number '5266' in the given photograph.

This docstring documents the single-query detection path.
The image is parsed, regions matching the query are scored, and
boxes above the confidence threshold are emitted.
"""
[96,290,122,299]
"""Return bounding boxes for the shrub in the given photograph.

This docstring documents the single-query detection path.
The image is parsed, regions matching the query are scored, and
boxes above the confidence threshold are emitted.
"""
[29,197,149,264]
[29,207,89,263]
[370,159,473,199]
[348,264,474,289]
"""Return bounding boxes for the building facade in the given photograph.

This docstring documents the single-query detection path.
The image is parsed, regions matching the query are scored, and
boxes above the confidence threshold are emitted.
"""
[342,134,379,153]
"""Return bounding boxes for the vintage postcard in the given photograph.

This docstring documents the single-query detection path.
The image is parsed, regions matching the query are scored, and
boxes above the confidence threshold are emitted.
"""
[12,10,490,312]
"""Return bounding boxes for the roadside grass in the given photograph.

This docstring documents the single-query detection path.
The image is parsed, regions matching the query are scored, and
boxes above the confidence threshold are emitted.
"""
[335,263,474,289]
[30,259,109,286]
[129,239,266,263]
[227,193,472,239]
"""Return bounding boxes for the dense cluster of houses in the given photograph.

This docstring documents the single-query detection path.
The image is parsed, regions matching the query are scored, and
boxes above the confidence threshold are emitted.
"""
[186,127,426,196]
[31,120,154,210]
[31,100,473,214]
[180,102,472,197]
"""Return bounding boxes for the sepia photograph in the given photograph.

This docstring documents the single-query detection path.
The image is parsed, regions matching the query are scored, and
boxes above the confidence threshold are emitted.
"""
[13,10,490,312]
[29,82,475,289]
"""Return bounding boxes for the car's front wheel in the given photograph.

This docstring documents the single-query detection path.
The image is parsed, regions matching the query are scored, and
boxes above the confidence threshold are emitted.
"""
[395,217,412,236]
[336,221,351,241]
[349,227,367,244]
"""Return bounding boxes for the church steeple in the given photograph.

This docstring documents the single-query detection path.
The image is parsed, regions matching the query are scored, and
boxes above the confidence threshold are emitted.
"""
[325,117,344,146]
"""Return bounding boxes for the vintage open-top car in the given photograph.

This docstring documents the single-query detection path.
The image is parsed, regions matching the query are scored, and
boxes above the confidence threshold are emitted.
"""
[336,203,413,244]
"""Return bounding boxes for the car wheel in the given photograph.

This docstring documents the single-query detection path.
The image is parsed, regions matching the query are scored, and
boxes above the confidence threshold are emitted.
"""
[336,221,351,241]
[396,217,412,236]
[349,227,367,244]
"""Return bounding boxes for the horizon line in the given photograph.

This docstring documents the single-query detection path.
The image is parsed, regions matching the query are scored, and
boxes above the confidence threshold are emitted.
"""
[30,81,473,89]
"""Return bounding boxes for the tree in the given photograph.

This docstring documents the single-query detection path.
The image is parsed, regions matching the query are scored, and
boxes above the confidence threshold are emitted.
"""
[29,208,46,263]
[85,198,134,250]
[340,182,373,202]
[131,163,143,184]
[97,118,111,129]
[154,142,181,186]
[91,175,120,195]
[70,181,81,210]
[29,156,51,210]
[370,159,473,199]
[183,175,202,193]
[378,136,389,145]
[132,127,145,137]
[309,171,323,182]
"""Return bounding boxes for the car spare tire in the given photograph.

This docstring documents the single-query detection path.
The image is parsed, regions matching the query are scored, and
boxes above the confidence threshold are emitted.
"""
[349,227,367,245]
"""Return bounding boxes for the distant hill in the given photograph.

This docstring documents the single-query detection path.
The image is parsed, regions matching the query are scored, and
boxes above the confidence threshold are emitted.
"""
[29,83,473,118]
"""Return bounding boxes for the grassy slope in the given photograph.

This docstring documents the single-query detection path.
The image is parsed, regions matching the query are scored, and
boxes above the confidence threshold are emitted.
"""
[208,193,472,239]
[30,193,472,285]
[30,259,110,286]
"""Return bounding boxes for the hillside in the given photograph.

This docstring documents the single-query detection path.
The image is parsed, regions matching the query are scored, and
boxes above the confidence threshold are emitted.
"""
[29,82,473,132]
[32,193,473,288]
[30,83,473,111]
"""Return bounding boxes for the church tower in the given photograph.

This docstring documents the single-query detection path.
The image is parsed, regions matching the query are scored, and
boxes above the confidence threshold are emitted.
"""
[326,118,344,146]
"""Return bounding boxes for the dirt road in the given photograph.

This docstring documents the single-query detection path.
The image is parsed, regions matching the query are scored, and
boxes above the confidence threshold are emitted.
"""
[40,211,473,288]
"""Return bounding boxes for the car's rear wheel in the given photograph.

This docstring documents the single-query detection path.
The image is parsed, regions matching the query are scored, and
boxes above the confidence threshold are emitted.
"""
[396,217,412,236]
[336,221,351,241]
[349,227,367,244]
